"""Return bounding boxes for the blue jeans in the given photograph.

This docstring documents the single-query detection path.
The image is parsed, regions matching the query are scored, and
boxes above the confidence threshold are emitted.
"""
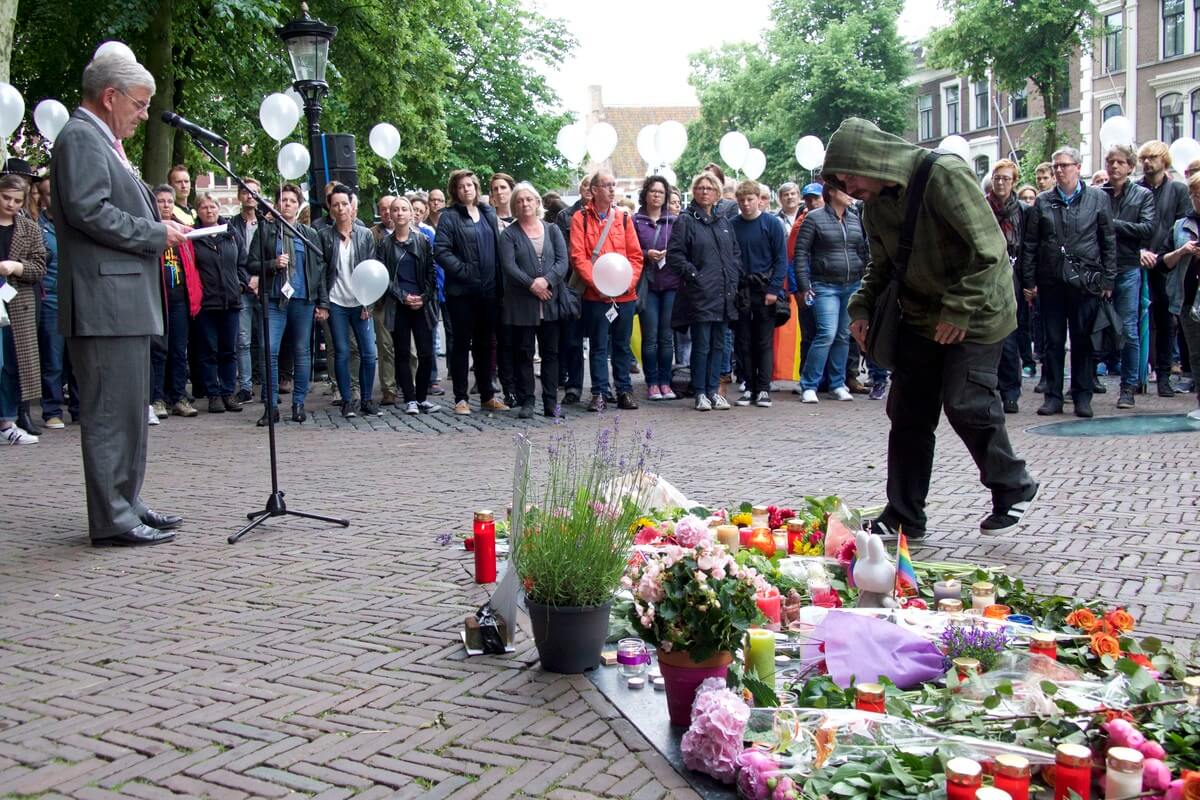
[39,300,66,418]
[722,327,734,376]
[639,289,676,385]
[329,302,377,403]
[800,280,859,391]
[1112,269,1142,388]
[264,299,314,407]
[584,299,636,396]
[151,298,190,403]
[689,321,727,396]
[0,327,18,423]
[237,294,259,393]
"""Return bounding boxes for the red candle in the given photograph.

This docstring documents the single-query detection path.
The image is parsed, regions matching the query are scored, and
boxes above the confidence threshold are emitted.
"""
[993,754,1031,800]
[786,518,805,555]
[1029,633,1057,661]
[1052,743,1091,800]
[473,510,496,584]
[946,757,983,800]
[739,527,753,546]
[756,587,782,627]
[854,683,885,713]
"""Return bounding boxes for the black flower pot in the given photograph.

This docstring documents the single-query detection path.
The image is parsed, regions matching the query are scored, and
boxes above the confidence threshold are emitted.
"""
[526,598,613,674]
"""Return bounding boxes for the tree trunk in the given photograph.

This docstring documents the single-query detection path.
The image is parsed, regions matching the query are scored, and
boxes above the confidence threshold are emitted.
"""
[141,0,175,184]
[1037,79,1058,162]
[0,0,16,84]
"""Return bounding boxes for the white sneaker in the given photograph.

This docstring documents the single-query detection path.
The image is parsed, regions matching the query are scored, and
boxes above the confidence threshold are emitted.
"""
[711,393,731,410]
[801,389,819,404]
[405,401,420,415]
[755,391,772,408]
[695,394,712,412]
[735,390,753,407]
[147,405,160,426]
[418,401,440,414]
[2,425,38,444]
[1188,407,1200,420]
[833,386,854,401]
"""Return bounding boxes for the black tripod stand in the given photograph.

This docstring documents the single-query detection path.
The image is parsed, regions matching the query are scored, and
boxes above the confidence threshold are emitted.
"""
[187,135,349,544]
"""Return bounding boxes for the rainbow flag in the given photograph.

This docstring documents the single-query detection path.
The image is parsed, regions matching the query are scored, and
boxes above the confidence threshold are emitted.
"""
[895,531,919,596]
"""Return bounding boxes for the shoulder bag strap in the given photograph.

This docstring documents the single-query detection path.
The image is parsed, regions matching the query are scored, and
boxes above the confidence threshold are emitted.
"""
[590,209,619,262]
[893,151,942,284]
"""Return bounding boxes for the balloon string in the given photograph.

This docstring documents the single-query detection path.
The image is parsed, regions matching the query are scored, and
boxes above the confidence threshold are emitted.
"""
[388,161,399,195]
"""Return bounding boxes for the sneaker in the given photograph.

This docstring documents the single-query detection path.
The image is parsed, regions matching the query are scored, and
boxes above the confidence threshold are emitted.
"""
[1117,386,1135,409]
[617,392,639,410]
[418,401,441,414]
[1188,407,1200,420]
[454,400,471,415]
[735,390,753,407]
[171,400,198,417]
[630,361,640,375]
[1021,365,1036,379]
[659,385,677,400]
[868,516,925,540]
[361,400,383,417]
[207,396,226,414]
[428,384,446,396]
[695,394,712,412]
[2,425,38,445]
[711,393,731,410]
[1096,363,1108,376]
[1003,399,1019,414]
[980,484,1039,534]
[586,395,605,413]
[405,401,420,415]
[291,403,307,423]
[1037,400,1062,416]
[833,386,854,401]
[562,390,581,405]
[517,402,535,419]
[648,386,662,401]
[754,391,772,408]
[1158,378,1176,398]
[152,400,169,418]
[846,377,869,395]
[146,406,159,426]
[223,395,243,412]
[340,401,357,418]
[801,389,819,404]
[482,397,510,411]
[44,416,66,429]
[235,388,253,403]
[1074,398,1094,418]
[1092,376,1107,394]
[869,383,887,401]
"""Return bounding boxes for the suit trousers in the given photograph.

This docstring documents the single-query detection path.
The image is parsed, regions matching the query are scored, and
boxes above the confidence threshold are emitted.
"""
[881,324,1034,534]
[1039,280,1100,404]
[512,321,560,410]
[68,335,151,539]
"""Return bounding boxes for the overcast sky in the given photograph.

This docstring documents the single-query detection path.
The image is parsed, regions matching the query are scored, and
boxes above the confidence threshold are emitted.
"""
[526,0,948,117]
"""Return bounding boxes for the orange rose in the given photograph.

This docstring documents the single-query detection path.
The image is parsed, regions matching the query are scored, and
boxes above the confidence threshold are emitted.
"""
[1105,608,1135,633]
[1181,771,1200,800]
[1090,632,1122,659]
[1066,608,1099,632]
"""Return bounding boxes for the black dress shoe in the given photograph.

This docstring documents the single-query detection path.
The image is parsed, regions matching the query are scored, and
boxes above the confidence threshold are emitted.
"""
[1092,377,1107,394]
[1003,399,1019,414]
[1036,400,1062,416]
[617,392,639,410]
[517,402,534,419]
[140,509,184,530]
[292,403,307,423]
[1074,398,1094,418]
[561,390,580,405]
[257,408,281,427]
[92,524,176,547]
[223,395,243,412]
[208,396,226,413]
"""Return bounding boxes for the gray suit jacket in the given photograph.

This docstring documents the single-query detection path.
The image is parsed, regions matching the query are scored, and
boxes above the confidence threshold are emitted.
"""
[51,109,167,337]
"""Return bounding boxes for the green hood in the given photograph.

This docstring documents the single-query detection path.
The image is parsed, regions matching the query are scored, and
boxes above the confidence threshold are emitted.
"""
[823,117,924,187]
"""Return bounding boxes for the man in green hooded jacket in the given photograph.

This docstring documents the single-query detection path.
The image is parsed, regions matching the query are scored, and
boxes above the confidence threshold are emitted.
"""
[824,117,1037,539]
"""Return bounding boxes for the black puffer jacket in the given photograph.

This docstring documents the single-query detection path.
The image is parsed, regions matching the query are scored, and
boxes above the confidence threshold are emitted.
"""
[192,227,248,311]
[667,202,741,328]
[1102,181,1155,270]
[792,204,869,293]
[1020,184,1118,291]
[435,203,501,298]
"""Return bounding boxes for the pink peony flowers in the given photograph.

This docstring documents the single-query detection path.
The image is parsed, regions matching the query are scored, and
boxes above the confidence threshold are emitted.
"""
[680,679,750,783]
[672,514,713,548]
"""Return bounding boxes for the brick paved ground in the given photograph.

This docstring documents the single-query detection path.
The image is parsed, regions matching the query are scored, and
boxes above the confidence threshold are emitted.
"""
[2,375,1198,798]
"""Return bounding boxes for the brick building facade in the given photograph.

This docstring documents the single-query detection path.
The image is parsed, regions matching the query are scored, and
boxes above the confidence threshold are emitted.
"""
[583,85,699,197]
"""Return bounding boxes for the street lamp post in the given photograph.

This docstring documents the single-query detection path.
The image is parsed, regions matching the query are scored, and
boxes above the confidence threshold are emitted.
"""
[276,2,337,216]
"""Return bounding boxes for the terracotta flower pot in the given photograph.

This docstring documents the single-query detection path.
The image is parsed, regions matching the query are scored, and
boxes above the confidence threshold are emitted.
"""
[656,648,735,726]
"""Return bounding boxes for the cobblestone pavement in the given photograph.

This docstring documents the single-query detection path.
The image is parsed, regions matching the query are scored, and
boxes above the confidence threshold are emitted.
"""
[2,375,1198,798]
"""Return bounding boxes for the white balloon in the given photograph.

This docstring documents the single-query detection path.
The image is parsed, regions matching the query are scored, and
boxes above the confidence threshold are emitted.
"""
[659,166,677,188]
[636,124,659,165]
[284,87,304,114]
[742,148,766,180]
[938,135,972,163]
[350,259,389,306]
[794,135,825,170]
[586,122,618,163]
[93,41,137,63]
[1170,138,1200,174]
[34,99,68,143]
[0,84,24,139]
[719,131,750,172]
[593,252,633,298]
[655,120,688,164]
[276,142,311,180]
[1099,115,1134,151]
[259,93,301,142]
[369,122,401,160]
[556,123,587,164]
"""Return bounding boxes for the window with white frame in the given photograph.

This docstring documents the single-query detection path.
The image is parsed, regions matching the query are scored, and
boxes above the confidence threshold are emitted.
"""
[1161,93,1184,142]
[1102,103,1122,122]
[944,84,960,135]
[1164,0,1185,58]
[918,94,934,141]
[1192,89,1200,136]
[1011,88,1028,121]
[974,80,990,129]
[974,156,989,179]
[1103,11,1124,73]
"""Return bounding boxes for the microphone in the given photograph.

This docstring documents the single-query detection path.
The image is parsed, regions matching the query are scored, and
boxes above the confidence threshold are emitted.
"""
[160,111,228,148]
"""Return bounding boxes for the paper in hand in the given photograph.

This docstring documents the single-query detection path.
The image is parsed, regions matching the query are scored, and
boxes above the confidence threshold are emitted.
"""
[185,224,227,240]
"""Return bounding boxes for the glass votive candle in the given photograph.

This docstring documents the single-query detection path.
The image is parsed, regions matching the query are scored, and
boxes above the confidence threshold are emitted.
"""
[616,638,649,678]
[982,604,1012,620]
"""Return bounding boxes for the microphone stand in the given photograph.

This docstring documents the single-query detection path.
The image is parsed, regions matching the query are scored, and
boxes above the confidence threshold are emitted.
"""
[186,134,349,544]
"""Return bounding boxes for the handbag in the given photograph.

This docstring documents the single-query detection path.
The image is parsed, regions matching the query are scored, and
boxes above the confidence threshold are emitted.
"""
[1050,204,1103,296]
[865,151,942,371]
[773,294,791,327]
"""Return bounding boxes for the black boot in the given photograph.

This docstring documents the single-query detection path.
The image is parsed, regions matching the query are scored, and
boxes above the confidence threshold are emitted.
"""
[17,404,41,436]
[256,407,280,427]
[291,403,307,423]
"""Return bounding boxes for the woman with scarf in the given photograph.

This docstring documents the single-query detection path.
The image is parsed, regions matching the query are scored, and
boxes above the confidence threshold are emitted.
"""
[989,160,1035,414]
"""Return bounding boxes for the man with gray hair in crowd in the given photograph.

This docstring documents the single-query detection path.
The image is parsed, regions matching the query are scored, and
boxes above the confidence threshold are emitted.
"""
[776,181,802,230]
[52,53,191,547]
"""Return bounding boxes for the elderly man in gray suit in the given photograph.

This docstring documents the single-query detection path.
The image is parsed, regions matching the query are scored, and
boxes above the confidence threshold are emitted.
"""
[51,54,192,546]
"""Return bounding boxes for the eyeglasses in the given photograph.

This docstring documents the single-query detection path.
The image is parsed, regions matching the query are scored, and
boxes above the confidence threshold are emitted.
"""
[693,185,717,193]
[1051,162,1078,170]
[119,89,151,113]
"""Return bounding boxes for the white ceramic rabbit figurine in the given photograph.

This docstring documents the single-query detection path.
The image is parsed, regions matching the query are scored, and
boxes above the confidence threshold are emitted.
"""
[853,531,898,608]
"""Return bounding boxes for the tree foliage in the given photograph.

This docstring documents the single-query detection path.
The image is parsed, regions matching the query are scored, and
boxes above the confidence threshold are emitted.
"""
[10,0,573,209]
[927,0,1097,161]
[676,0,913,189]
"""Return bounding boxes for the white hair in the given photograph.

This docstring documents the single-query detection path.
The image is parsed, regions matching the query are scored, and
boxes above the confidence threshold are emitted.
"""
[82,54,156,101]
[512,181,542,209]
